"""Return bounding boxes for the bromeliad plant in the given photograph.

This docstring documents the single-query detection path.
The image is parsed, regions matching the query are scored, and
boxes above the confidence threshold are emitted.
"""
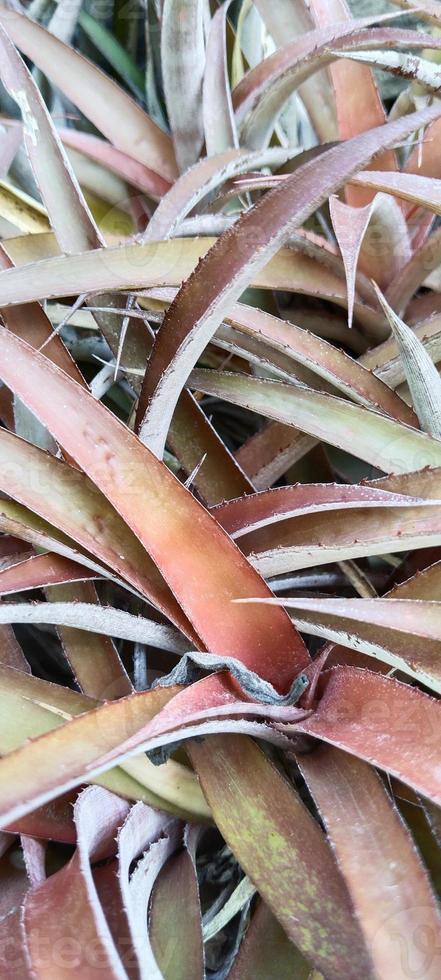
[0,0,440,976]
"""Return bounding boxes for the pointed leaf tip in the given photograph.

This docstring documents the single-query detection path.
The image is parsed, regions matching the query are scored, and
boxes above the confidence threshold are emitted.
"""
[373,282,441,439]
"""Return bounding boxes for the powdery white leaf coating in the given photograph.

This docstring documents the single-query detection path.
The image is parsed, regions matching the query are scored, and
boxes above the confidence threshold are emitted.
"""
[0,602,188,653]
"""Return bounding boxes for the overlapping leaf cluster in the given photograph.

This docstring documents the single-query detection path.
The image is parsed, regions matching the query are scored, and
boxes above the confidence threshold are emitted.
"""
[0,0,440,977]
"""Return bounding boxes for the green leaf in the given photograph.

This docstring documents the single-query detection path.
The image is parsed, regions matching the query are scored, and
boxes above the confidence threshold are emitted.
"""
[150,848,204,980]
[188,734,372,978]
[78,9,145,98]
[190,369,441,473]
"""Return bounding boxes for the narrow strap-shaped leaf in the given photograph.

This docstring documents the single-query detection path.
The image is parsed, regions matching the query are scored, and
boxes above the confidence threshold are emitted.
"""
[360,312,441,391]
[0,621,29,672]
[0,428,194,638]
[58,128,171,200]
[285,666,441,804]
[252,0,337,141]
[250,594,441,643]
[92,860,136,978]
[233,496,441,576]
[0,664,211,819]
[0,553,95,595]
[228,898,311,979]
[237,23,423,152]
[225,302,414,422]
[0,122,21,178]
[161,0,205,172]
[0,7,177,181]
[405,114,441,186]
[203,874,256,943]
[203,0,238,156]
[142,147,292,241]
[334,47,441,93]
[77,8,144,98]
[0,601,188,653]
[21,835,46,887]
[235,419,316,489]
[232,22,435,123]
[374,284,441,439]
[46,581,132,701]
[351,169,441,212]
[389,0,441,24]
[130,827,182,980]
[0,245,84,386]
[23,787,129,979]
[0,180,49,233]
[386,559,441,599]
[0,326,308,683]
[0,837,32,977]
[47,0,82,48]
[239,593,441,691]
[188,735,372,979]
[168,389,253,505]
[117,802,181,980]
[0,498,131,586]
[298,746,441,979]
[0,236,364,312]
[136,103,441,456]
[299,537,441,690]
[213,482,434,536]
[309,0,395,205]
[0,697,167,819]
[0,24,101,255]
[343,191,412,287]
[190,369,441,473]
[149,848,204,980]
[3,791,77,845]
[387,226,441,317]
